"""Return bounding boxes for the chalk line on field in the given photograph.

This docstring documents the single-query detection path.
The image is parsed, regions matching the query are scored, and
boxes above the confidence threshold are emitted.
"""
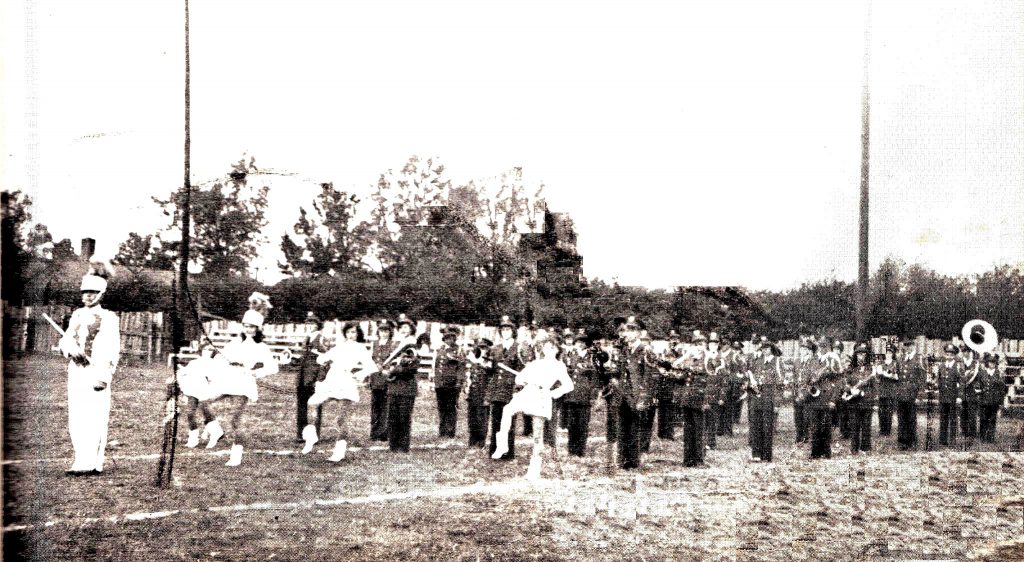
[2,435,609,465]
[2,478,573,533]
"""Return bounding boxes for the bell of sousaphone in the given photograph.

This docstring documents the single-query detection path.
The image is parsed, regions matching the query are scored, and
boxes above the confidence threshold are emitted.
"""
[961,319,998,354]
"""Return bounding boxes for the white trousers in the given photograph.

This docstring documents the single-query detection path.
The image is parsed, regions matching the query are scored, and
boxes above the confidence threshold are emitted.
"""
[67,364,112,472]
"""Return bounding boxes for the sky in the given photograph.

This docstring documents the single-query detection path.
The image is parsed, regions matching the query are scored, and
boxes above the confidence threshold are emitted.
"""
[3,0,1022,291]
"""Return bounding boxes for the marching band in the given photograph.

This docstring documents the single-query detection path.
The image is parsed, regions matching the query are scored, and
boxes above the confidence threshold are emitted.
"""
[55,271,1018,477]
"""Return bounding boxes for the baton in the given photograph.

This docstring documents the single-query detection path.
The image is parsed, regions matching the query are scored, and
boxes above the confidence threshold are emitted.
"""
[42,313,91,366]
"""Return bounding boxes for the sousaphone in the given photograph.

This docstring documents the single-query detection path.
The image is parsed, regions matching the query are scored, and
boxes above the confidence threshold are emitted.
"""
[961,319,998,355]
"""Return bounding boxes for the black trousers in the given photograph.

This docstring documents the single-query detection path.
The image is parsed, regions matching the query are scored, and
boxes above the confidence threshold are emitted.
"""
[543,403,558,447]
[656,395,676,439]
[877,397,895,436]
[979,404,1000,443]
[522,413,533,436]
[961,400,979,440]
[558,398,569,429]
[808,406,832,459]
[466,398,489,447]
[896,400,917,449]
[435,387,459,438]
[939,403,958,446]
[849,407,872,453]
[748,396,775,462]
[387,395,416,452]
[617,400,647,469]
[733,398,744,424]
[605,394,620,443]
[718,400,734,436]
[705,403,719,449]
[296,375,323,439]
[836,402,851,439]
[678,406,705,466]
[489,402,516,459]
[793,401,807,443]
[370,388,388,441]
[640,404,655,453]
[565,402,592,456]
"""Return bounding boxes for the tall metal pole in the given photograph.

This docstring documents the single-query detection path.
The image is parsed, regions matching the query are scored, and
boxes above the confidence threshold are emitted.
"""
[158,0,191,488]
[855,0,872,343]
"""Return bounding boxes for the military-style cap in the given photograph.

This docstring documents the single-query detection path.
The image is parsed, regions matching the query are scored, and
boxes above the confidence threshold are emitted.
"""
[396,314,416,330]
[854,342,870,354]
[377,318,396,332]
[832,341,844,352]
[982,352,999,364]
[731,341,743,350]
[499,315,516,329]
[668,329,680,340]
[708,332,720,343]
[442,326,460,339]
[574,328,589,344]
[623,316,642,330]
[477,337,494,348]
[943,343,959,353]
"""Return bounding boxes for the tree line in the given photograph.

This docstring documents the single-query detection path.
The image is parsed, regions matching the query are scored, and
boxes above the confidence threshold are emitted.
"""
[2,155,1022,341]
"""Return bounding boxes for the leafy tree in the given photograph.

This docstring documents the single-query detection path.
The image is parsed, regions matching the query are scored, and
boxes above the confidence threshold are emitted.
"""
[279,183,370,276]
[112,232,177,272]
[154,156,269,276]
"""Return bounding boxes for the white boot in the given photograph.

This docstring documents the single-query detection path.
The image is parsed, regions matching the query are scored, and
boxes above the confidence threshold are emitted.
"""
[185,429,201,449]
[301,425,318,455]
[225,444,243,467]
[491,435,510,459]
[205,420,224,449]
[526,454,543,480]
[328,440,347,462]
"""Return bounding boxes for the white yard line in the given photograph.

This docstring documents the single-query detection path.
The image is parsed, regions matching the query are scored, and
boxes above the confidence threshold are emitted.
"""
[2,479,573,533]
[2,436,609,465]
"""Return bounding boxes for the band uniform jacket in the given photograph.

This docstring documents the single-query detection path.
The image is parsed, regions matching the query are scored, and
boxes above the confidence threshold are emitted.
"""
[981,365,1008,407]
[961,361,983,405]
[370,338,397,390]
[673,347,708,408]
[433,342,466,390]
[704,351,729,405]
[936,360,964,405]
[895,353,925,403]
[563,350,599,405]
[804,355,840,411]
[617,340,658,412]
[466,351,492,402]
[485,341,525,404]
[751,354,782,398]
[385,347,421,398]
[59,305,121,383]
[878,358,899,401]
[794,355,825,403]
[844,364,878,409]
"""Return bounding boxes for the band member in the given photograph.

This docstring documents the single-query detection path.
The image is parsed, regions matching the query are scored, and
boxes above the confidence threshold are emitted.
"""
[562,330,600,457]
[936,343,963,447]
[656,330,682,440]
[704,333,727,451]
[486,316,525,460]
[844,343,877,455]
[609,316,657,470]
[385,316,421,453]
[748,340,782,462]
[979,352,1007,443]
[557,327,576,431]
[805,344,841,459]
[960,345,982,443]
[728,340,748,430]
[598,335,621,446]
[826,341,851,438]
[895,336,925,450]
[518,321,539,437]
[434,327,466,439]
[179,294,279,466]
[295,312,328,441]
[302,322,379,461]
[58,264,121,476]
[368,319,397,442]
[465,338,493,448]
[671,332,707,466]
[875,343,899,438]
[792,340,822,444]
[492,335,574,479]
[638,329,658,453]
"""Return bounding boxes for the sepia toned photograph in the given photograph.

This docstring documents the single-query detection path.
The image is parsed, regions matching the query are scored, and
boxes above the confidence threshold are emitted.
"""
[2,1,1023,560]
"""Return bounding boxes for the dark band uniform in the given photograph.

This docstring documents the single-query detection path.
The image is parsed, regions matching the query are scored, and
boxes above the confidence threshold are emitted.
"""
[433,334,466,438]
[895,350,925,450]
[486,337,525,459]
[369,332,395,441]
[385,345,421,452]
[749,347,781,462]
[563,346,600,456]
[979,357,1007,443]
[614,338,657,470]
[936,354,963,447]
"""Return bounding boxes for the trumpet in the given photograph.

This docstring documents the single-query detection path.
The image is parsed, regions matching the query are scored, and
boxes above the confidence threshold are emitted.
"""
[842,368,877,402]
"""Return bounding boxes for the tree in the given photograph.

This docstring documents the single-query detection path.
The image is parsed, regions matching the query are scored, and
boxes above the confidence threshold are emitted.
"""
[279,183,370,276]
[113,232,176,272]
[866,256,908,337]
[2,190,34,302]
[154,156,269,276]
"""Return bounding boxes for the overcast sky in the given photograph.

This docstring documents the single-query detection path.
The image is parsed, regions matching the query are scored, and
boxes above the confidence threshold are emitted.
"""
[3,0,1022,291]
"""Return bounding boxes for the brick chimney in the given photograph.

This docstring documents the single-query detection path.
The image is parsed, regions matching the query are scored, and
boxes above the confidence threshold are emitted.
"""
[80,238,96,261]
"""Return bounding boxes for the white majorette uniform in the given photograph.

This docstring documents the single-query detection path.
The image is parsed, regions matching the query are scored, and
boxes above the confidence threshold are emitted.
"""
[59,274,121,473]
[506,356,574,420]
[309,340,379,405]
[178,336,278,402]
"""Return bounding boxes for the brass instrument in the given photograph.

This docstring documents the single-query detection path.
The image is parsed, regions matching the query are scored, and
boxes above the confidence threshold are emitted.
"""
[841,367,878,402]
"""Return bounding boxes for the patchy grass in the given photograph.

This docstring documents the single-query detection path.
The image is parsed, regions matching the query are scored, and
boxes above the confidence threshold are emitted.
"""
[4,356,1023,561]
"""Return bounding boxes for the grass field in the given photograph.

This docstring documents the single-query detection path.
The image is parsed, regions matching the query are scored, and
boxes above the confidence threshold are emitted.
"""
[3,355,1023,561]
